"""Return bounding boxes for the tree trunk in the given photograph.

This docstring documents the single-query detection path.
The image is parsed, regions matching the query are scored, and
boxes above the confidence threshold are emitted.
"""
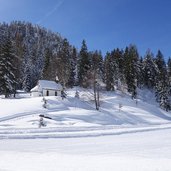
[97,84,100,108]
[94,81,99,110]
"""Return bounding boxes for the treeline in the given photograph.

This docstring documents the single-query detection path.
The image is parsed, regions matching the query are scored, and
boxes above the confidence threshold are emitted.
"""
[0,21,171,111]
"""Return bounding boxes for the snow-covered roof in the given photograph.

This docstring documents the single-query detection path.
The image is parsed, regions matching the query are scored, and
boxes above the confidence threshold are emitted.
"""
[31,80,62,92]
[30,85,39,92]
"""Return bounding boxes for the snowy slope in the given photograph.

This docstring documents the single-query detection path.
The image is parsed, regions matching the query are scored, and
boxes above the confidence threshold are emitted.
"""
[0,88,171,171]
[0,88,171,138]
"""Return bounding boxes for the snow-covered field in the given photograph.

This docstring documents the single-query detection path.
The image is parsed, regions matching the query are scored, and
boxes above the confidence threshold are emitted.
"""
[0,88,171,171]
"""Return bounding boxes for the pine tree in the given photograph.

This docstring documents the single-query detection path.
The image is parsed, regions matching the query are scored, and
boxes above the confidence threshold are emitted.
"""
[68,47,77,87]
[143,50,158,89]
[124,45,139,99]
[167,57,171,94]
[104,49,125,91]
[57,38,71,87]
[13,31,25,90]
[104,52,114,91]
[155,81,170,111]
[33,38,45,83]
[155,50,167,81]
[21,44,33,92]
[22,64,32,92]
[0,35,17,97]
[167,57,171,79]
[110,49,119,90]
[78,40,91,87]
[137,56,144,88]
[42,48,52,79]
[111,48,126,90]
[155,50,170,110]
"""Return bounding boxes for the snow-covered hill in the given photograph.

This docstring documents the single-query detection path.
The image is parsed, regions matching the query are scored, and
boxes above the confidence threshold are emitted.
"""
[0,88,171,137]
[0,88,171,171]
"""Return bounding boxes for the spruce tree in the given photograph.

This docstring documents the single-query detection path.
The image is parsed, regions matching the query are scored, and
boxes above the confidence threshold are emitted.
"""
[137,57,144,88]
[0,35,17,97]
[21,45,33,92]
[78,40,91,87]
[42,48,52,79]
[68,47,77,87]
[104,52,114,91]
[124,45,139,99]
[167,57,171,79]
[110,49,119,90]
[57,38,71,87]
[155,50,167,81]
[155,50,170,110]
[22,64,32,92]
[143,50,158,89]
[167,57,171,93]
[111,48,125,90]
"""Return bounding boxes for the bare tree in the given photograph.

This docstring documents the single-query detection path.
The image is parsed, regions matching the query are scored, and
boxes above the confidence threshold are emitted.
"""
[94,80,100,110]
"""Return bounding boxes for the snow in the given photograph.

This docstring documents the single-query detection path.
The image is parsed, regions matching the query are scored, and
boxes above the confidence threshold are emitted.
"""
[30,85,39,92]
[1,129,171,171]
[30,80,62,92]
[0,88,171,171]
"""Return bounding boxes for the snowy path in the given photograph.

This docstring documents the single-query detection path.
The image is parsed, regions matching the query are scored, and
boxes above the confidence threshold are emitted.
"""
[0,122,171,139]
[1,128,171,171]
[0,110,46,122]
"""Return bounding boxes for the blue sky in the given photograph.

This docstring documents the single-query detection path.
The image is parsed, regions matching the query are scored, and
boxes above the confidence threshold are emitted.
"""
[0,0,171,58]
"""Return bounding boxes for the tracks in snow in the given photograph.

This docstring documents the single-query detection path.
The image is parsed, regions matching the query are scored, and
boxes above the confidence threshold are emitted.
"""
[1,108,171,139]
[0,123,171,139]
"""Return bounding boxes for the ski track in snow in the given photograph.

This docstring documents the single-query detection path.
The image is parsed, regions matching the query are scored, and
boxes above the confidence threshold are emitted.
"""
[0,122,171,139]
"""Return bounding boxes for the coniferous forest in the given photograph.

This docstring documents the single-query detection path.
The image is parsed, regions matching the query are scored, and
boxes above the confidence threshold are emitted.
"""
[0,21,171,111]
